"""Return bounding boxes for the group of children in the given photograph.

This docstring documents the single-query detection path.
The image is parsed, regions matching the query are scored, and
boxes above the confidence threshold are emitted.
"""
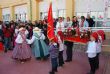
[49,29,105,74]
[0,24,106,74]
[12,26,49,63]
[86,30,105,74]
[49,31,65,74]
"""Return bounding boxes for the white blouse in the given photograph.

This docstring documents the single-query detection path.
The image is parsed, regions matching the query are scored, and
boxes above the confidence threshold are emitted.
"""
[56,21,65,32]
[15,30,29,44]
[15,29,19,35]
[86,41,97,58]
[27,33,45,44]
[15,34,23,43]
[64,21,72,28]
[96,36,102,53]
[57,36,64,51]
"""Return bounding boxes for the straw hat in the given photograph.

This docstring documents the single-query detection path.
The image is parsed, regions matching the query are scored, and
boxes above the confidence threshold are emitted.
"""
[19,27,25,31]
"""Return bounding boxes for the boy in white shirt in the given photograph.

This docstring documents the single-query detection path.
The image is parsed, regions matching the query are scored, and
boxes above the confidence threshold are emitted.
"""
[57,31,65,67]
[96,30,106,69]
[86,32,98,74]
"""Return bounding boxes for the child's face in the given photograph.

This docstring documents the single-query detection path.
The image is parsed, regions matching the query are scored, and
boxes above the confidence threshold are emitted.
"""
[20,30,25,34]
[50,39,56,44]
[16,26,19,29]
[90,36,95,41]
[50,40,54,43]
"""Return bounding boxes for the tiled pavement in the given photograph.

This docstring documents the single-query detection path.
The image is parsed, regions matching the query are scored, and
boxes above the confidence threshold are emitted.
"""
[0,50,110,74]
[0,39,110,74]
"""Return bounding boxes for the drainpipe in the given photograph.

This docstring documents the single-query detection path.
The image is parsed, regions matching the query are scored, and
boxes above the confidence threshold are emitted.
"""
[30,0,32,21]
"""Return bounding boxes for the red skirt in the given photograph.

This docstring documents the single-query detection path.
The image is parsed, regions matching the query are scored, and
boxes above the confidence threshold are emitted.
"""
[0,42,4,51]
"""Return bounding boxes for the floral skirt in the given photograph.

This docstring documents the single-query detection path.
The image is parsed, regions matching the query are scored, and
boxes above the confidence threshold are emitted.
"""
[12,43,32,61]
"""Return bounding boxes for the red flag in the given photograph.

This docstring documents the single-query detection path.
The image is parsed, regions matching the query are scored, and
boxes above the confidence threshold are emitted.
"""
[47,2,54,41]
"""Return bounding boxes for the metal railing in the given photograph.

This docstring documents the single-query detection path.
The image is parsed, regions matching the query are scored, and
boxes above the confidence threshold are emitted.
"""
[55,27,110,32]
[91,27,110,32]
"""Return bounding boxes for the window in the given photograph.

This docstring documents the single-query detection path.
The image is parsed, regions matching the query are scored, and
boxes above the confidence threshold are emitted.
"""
[97,12,104,19]
[2,14,10,22]
[40,11,57,19]
[91,12,98,19]
[53,11,57,18]
[40,9,66,20]
[15,13,27,22]
[58,9,66,18]
[108,7,110,19]
[76,12,88,18]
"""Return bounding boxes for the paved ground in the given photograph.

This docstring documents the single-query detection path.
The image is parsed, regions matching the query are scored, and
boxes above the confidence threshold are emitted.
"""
[0,39,110,74]
[0,49,109,74]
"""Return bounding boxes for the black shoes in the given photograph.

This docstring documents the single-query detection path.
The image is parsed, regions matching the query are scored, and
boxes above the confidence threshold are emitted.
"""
[87,71,95,74]
[59,62,65,67]
[65,60,72,62]
[49,71,55,74]
[36,57,41,60]
[4,49,7,53]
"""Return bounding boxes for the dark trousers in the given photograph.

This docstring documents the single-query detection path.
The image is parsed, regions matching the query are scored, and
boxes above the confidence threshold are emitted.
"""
[96,53,100,69]
[66,45,73,61]
[58,51,64,66]
[88,56,97,74]
[4,37,11,50]
[51,58,58,72]
[64,41,73,61]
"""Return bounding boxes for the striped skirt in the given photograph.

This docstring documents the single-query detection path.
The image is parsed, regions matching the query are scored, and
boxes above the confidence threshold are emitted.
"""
[12,43,32,60]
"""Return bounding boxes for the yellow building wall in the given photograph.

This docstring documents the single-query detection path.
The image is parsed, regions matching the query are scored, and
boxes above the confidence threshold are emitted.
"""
[0,0,28,8]
[0,0,28,21]
[66,0,75,19]
[0,6,2,20]
[9,6,15,21]
[0,0,40,21]
[31,0,39,21]
[0,0,75,21]
[27,0,40,21]
[27,1,31,21]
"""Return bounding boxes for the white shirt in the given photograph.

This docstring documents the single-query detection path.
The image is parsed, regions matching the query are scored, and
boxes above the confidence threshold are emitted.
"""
[96,36,102,53]
[64,21,72,28]
[96,42,102,53]
[56,21,65,32]
[15,34,23,43]
[15,29,19,35]
[79,20,89,31]
[0,25,2,29]
[15,30,29,43]
[57,36,64,51]
[86,41,97,58]
[27,33,45,44]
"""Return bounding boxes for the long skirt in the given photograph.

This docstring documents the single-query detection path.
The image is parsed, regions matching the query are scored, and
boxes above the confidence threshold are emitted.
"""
[12,43,31,61]
[32,39,49,58]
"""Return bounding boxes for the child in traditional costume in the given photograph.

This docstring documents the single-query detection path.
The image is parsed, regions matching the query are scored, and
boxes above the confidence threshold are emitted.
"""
[12,27,31,63]
[13,25,19,47]
[27,27,49,60]
[57,31,65,67]
[96,30,106,70]
[86,32,98,74]
[49,37,59,74]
